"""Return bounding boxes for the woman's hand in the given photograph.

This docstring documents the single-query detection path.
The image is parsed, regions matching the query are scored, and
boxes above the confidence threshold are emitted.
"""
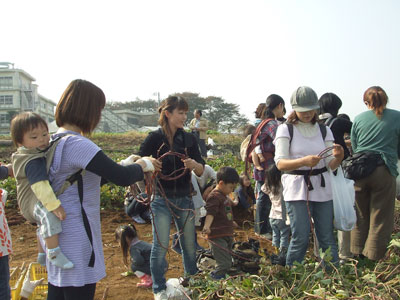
[144,157,162,172]
[301,155,322,168]
[332,144,344,160]
[182,158,197,170]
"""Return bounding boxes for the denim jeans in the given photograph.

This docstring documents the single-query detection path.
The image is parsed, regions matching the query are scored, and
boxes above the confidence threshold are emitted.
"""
[254,181,272,234]
[0,255,10,300]
[285,200,339,266]
[150,195,197,293]
[269,218,290,250]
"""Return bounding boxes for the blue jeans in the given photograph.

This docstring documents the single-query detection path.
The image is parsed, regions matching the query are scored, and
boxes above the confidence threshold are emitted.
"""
[150,195,197,293]
[269,218,290,250]
[0,255,10,300]
[254,181,272,234]
[285,200,338,266]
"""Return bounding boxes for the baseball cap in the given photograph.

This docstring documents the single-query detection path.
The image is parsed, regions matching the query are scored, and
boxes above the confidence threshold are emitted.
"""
[290,86,319,112]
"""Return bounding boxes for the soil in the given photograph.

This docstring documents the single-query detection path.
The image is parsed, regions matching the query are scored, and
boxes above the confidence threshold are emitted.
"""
[7,207,273,300]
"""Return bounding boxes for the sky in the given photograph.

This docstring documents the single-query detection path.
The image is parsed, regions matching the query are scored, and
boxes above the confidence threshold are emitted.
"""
[2,0,400,122]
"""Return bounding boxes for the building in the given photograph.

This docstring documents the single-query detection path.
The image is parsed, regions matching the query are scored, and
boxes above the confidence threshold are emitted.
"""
[0,62,56,134]
[112,109,158,127]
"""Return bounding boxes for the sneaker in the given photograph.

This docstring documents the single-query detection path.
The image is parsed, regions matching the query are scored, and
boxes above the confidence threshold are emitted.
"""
[154,290,168,300]
[137,274,152,288]
[132,215,147,224]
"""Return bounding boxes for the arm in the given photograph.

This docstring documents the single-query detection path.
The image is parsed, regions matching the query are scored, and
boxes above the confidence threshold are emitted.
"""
[130,248,145,266]
[274,137,322,171]
[198,119,208,132]
[85,151,144,186]
[25,159,64,219]
[0,165,9,180]
[202,214,214,235]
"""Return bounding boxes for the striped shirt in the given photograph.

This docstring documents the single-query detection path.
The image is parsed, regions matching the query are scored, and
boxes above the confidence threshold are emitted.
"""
[46,131,104,287]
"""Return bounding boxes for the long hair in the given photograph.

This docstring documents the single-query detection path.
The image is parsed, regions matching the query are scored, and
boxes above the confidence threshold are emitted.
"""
[264,94,285,119]
[115,224,138,267]
[264,164,282,196]
[239,173,255,201]
[158,95,188,146]
[10,112,48,148]
[55,79,105,135]
[363,86,388,118]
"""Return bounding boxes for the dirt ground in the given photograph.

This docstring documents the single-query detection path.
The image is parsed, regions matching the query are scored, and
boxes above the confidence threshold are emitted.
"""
[6,207,272,300]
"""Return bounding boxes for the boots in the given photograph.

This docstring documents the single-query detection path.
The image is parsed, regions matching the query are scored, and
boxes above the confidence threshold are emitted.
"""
[137,274,153,288]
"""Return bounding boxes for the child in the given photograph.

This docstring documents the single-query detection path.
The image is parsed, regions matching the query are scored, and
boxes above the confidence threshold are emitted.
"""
[232,173,255,226]
[261,164,290,257]
[10,112,73,269]
[0,164,12,300]
[115,224,153,288]
[202,166,239,280]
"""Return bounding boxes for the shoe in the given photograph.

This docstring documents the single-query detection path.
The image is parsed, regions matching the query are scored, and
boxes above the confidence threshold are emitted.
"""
[210,271,226,280]
[154,290,168,300]
[137,274,152,288]
[132,215,147,224]
[261,233,272,240]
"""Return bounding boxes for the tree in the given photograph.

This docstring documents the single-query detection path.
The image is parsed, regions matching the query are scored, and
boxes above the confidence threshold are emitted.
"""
[107,92,249,132]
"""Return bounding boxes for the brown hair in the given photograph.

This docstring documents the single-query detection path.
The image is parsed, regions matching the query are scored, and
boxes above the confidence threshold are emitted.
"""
[158,95,188,146]
[286,110,318,124]
[55,79,105,135]
[255,103,266,119]
[10,112,48,148]
[363,86,388,118]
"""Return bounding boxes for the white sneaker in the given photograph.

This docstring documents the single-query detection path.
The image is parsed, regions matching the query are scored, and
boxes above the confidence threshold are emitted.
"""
[154,290,168,300]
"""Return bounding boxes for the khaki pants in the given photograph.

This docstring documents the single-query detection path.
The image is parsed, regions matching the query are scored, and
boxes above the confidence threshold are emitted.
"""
[338,230,352,259]
[350,165,396,260]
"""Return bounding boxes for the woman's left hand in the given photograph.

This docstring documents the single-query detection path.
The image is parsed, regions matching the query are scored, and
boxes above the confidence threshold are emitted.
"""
[182,158,198,171]
[332,144,344,160]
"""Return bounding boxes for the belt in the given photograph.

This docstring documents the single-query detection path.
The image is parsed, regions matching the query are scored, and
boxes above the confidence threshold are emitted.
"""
[284,167,327,191]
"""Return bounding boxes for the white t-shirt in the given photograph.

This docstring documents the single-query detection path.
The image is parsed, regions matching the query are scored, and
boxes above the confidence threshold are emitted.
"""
[274,122,334,202]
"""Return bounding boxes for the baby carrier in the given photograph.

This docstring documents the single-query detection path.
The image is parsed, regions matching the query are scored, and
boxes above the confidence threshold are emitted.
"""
[12,133,95,267]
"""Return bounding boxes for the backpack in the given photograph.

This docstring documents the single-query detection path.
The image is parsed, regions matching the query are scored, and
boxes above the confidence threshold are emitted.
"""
[243,118,275,164]
[286,122,327,144]
[12,133,95,267]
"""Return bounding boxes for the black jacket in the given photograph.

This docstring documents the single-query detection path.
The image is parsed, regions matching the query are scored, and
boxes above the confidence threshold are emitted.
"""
[139,128,205,197]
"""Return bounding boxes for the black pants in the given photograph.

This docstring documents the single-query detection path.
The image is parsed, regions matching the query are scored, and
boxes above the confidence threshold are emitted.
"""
[47,282,96,300]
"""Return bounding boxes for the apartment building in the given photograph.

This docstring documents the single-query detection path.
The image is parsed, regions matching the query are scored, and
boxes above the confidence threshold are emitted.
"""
[0,62,56,134]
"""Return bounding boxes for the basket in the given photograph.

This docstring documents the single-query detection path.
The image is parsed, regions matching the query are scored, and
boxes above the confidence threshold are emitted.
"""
[10,266,27,300]
[27,262,48,300]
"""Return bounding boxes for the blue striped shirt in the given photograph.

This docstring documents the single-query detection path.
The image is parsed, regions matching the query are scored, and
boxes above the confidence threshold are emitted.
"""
[46,131,104,287]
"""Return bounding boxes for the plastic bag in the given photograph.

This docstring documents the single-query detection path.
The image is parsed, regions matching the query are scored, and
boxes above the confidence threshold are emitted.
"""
[165,278,191,300]
[329,166,356,231]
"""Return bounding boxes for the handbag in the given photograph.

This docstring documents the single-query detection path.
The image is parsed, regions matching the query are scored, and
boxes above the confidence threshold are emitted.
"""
[342,151,384,180]
[329,166,356,231]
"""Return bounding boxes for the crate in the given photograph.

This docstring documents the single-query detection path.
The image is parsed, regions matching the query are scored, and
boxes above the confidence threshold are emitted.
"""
[10,266,27,300]
[27,263,48,300]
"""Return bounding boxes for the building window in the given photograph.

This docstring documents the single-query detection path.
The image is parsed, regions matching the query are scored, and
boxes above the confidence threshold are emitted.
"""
[0,95,13,106]
[0,77,13,89]
[42,103,46,110]
[0,114,9,126]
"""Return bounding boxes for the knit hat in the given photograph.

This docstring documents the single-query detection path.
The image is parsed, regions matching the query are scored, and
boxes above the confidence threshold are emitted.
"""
[290,86,319,112]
